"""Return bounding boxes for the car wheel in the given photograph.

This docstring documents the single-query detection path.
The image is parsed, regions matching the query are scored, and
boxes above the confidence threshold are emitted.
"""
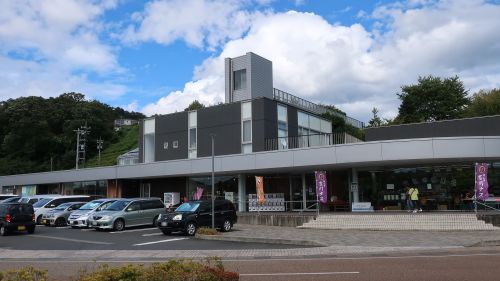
[0,225,7,236]
[113,219,125,231]
[161,230,171,235]
[222,219,232,232]
[36,215,43,225]
[153,215,159,226]
[185,222,197,236]
[27,227,35,234]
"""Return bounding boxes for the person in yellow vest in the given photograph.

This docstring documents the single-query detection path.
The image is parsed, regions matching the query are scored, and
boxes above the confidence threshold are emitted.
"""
[408,186,422,213]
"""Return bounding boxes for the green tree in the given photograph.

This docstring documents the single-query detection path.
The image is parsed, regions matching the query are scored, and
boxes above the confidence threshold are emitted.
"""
[184,100,205,111]
[464,88,500,117]
[368,107,383,127]
[395,75,470,123]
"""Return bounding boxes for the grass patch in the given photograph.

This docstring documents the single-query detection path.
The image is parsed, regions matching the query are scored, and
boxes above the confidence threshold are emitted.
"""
[196,227,222,236]
[86,125,139,168]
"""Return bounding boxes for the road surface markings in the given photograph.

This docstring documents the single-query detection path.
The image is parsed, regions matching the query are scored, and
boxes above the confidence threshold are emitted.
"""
[142,233,163,237]
[31,235,113,245]
[240,272,360,276]
[110,227,157,234]
[133,238,188,246]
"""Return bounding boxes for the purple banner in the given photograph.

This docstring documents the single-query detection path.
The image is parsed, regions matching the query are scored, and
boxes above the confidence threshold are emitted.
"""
[194,186,204,200]
[475,163,489,201]
[315,171,328,204]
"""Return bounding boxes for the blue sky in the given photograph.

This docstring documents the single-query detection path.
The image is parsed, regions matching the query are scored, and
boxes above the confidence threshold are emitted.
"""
[1,0,500,122]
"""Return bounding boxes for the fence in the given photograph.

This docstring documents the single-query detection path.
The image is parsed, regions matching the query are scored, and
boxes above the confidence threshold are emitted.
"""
[265,132,363,151]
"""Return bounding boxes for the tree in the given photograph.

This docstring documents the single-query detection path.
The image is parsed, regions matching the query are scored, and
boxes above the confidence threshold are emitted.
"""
[368,108,383,127]
[184,100,205,111]
[464,88,500,117]
[395,75,470,123]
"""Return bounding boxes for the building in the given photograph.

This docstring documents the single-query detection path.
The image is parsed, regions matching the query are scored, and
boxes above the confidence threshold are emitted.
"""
[1,53,499,212]
[117,148,139,166]
[114,119,139,130]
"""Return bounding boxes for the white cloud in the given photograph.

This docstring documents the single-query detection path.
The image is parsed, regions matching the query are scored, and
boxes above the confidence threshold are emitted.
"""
[0,0,124,101]
[122,0,265,50]
[142,0,500,122]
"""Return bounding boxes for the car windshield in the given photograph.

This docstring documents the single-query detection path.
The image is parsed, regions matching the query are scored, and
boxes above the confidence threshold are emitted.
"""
[175,202,200,212]
[19,198,29,203]
[32,198,52,208]
[79,201,103,210]
[54,203,73,211]
[105,200,131,211]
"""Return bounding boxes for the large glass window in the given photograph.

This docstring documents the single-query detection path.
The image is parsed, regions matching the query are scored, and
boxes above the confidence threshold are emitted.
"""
[234,69,246,90]
[296,111,332,148]
[241,101,252,153]
[143,117,155,163]
[188,111,197,158]
[277,104,288,149]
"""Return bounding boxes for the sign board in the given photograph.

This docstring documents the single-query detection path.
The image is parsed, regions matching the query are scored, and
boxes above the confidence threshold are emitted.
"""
[350,183,358,193]
[386,184,394,190]
[352,202,373,212]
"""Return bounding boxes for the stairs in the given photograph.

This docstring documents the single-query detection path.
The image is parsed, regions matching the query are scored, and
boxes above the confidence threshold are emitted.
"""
[298,213,500,231]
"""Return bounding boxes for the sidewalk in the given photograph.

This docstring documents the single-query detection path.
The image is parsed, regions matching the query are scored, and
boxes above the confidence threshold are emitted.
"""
[199,223,500,248]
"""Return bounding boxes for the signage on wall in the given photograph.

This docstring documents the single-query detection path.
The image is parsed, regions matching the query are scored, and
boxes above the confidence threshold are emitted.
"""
[314,171,328,204]
[352,202,373,212]
[350,183,358,193]
[386,184,394,190]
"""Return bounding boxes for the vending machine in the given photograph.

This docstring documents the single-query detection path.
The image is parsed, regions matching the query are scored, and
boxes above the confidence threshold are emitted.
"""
[163,192,180,208]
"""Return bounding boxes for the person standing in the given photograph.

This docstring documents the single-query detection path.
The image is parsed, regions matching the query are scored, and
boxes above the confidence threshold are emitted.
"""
[408,186,421,213]
[405,187,413,212]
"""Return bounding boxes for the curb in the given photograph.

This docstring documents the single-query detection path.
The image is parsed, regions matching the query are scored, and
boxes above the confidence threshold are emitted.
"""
[467,240,500,247]
[195,234,326,247]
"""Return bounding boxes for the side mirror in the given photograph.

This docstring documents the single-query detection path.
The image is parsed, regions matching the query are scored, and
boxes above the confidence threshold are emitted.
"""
[126,207,133,212]
[68,208,73,211]
[96,207,102,212]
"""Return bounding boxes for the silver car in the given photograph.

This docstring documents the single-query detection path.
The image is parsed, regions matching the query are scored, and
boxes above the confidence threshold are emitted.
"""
[41,202,86,226]
[88,198,165,231]
[68,199,117,228]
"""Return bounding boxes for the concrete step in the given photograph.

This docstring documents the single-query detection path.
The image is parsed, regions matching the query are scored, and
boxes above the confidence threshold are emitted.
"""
[299,214,500,231]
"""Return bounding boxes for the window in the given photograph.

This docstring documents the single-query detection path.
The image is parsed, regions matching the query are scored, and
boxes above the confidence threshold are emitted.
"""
[277,105,288,149]
[143,118,155,163]
[173,140,178,149]
[234,69,246,90]
[163,142,168,149]
[241,101,252,153]
[188,111,197,158]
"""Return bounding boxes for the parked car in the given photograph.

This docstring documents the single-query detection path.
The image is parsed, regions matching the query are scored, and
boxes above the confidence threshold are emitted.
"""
[0,202,36,235]
[41,202,86,227]
[19,195,61,205]
[1,196,20,203]
[33,195,91,224]
[68,199,117,228]
[88,198,165,231]
[156,199,237,236]
[0,195,19,202]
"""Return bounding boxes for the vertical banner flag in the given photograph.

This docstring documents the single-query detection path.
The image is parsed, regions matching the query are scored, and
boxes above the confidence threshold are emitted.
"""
[315,171,328,204]
[475,163,489,201]
[255,176,265,204]
[194,186,204,200]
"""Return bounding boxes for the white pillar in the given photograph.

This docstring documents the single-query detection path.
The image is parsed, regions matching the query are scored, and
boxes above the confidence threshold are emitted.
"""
[238,174,246,212]
[302,173,307,210]
[352,168,359,203]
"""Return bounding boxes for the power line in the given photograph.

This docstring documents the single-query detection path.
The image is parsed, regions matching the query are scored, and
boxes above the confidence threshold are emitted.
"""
[74,123,91,169]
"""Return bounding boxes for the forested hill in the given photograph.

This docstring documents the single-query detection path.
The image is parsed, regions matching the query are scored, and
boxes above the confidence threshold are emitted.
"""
[0,93,144,176]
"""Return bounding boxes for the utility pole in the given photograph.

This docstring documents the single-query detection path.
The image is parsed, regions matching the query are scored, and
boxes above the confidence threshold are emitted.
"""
[74,123,90,169]
[211,133,215,229]
[97,137,104,166]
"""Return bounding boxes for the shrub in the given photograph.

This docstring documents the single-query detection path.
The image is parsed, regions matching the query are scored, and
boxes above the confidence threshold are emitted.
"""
[77,258,238,281]
[0,266,47,281]
[196,227,221,236]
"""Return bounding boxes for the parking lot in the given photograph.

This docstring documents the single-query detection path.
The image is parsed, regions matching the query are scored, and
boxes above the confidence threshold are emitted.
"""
[0,224,308,251]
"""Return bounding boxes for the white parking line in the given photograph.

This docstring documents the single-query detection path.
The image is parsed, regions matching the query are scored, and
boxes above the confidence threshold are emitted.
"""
[142,233,163,237]
[31,235,113,245]
[109,227,157,234]
[240,272,360,276]
[133,238,188,246]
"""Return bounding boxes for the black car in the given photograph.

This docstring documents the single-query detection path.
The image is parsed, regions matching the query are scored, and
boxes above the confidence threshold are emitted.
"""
[157,199,237,236]
[0,203,36,236]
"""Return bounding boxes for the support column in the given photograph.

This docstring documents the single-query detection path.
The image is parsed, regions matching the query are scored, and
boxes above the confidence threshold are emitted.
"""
[238,174,246,212]
[302,173,307,210]
[352,168,359,203]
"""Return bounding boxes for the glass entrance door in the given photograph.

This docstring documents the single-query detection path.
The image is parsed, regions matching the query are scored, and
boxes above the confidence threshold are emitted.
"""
[305,173,318,211]
[290,175,303,210]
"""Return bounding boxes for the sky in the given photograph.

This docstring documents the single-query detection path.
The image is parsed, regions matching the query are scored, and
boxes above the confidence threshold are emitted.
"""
[1,0,500,122]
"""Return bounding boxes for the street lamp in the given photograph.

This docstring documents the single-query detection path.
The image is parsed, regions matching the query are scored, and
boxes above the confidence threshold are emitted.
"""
[210,133,215,229]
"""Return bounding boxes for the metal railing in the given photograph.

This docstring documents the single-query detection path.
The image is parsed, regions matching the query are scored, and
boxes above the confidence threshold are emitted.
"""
[273,88,365,128]
[248,200,320,214]
[265,132,363,151]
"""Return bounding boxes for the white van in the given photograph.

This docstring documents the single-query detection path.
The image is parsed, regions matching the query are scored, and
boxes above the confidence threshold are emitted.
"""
[33,195,91,224]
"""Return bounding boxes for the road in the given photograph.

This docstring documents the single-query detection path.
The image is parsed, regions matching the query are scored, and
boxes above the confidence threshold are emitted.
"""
[0,224,308,250]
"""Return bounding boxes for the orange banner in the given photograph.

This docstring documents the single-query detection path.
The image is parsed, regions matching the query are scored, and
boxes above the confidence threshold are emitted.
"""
[255,176,265,204]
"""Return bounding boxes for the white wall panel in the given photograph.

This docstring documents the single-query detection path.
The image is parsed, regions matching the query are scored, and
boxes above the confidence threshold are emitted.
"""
[433,138,485,158]
[336,142,382,163]
[293,147,336,167]
[382,139,433,161]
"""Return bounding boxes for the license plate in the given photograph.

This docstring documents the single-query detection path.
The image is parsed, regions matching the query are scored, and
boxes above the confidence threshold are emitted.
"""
[161,222,167,226]
[92,221,97,226]
[17,225,26,231]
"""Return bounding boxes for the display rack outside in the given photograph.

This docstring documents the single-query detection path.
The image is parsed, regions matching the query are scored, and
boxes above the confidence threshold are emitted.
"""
[248,193,285,212]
